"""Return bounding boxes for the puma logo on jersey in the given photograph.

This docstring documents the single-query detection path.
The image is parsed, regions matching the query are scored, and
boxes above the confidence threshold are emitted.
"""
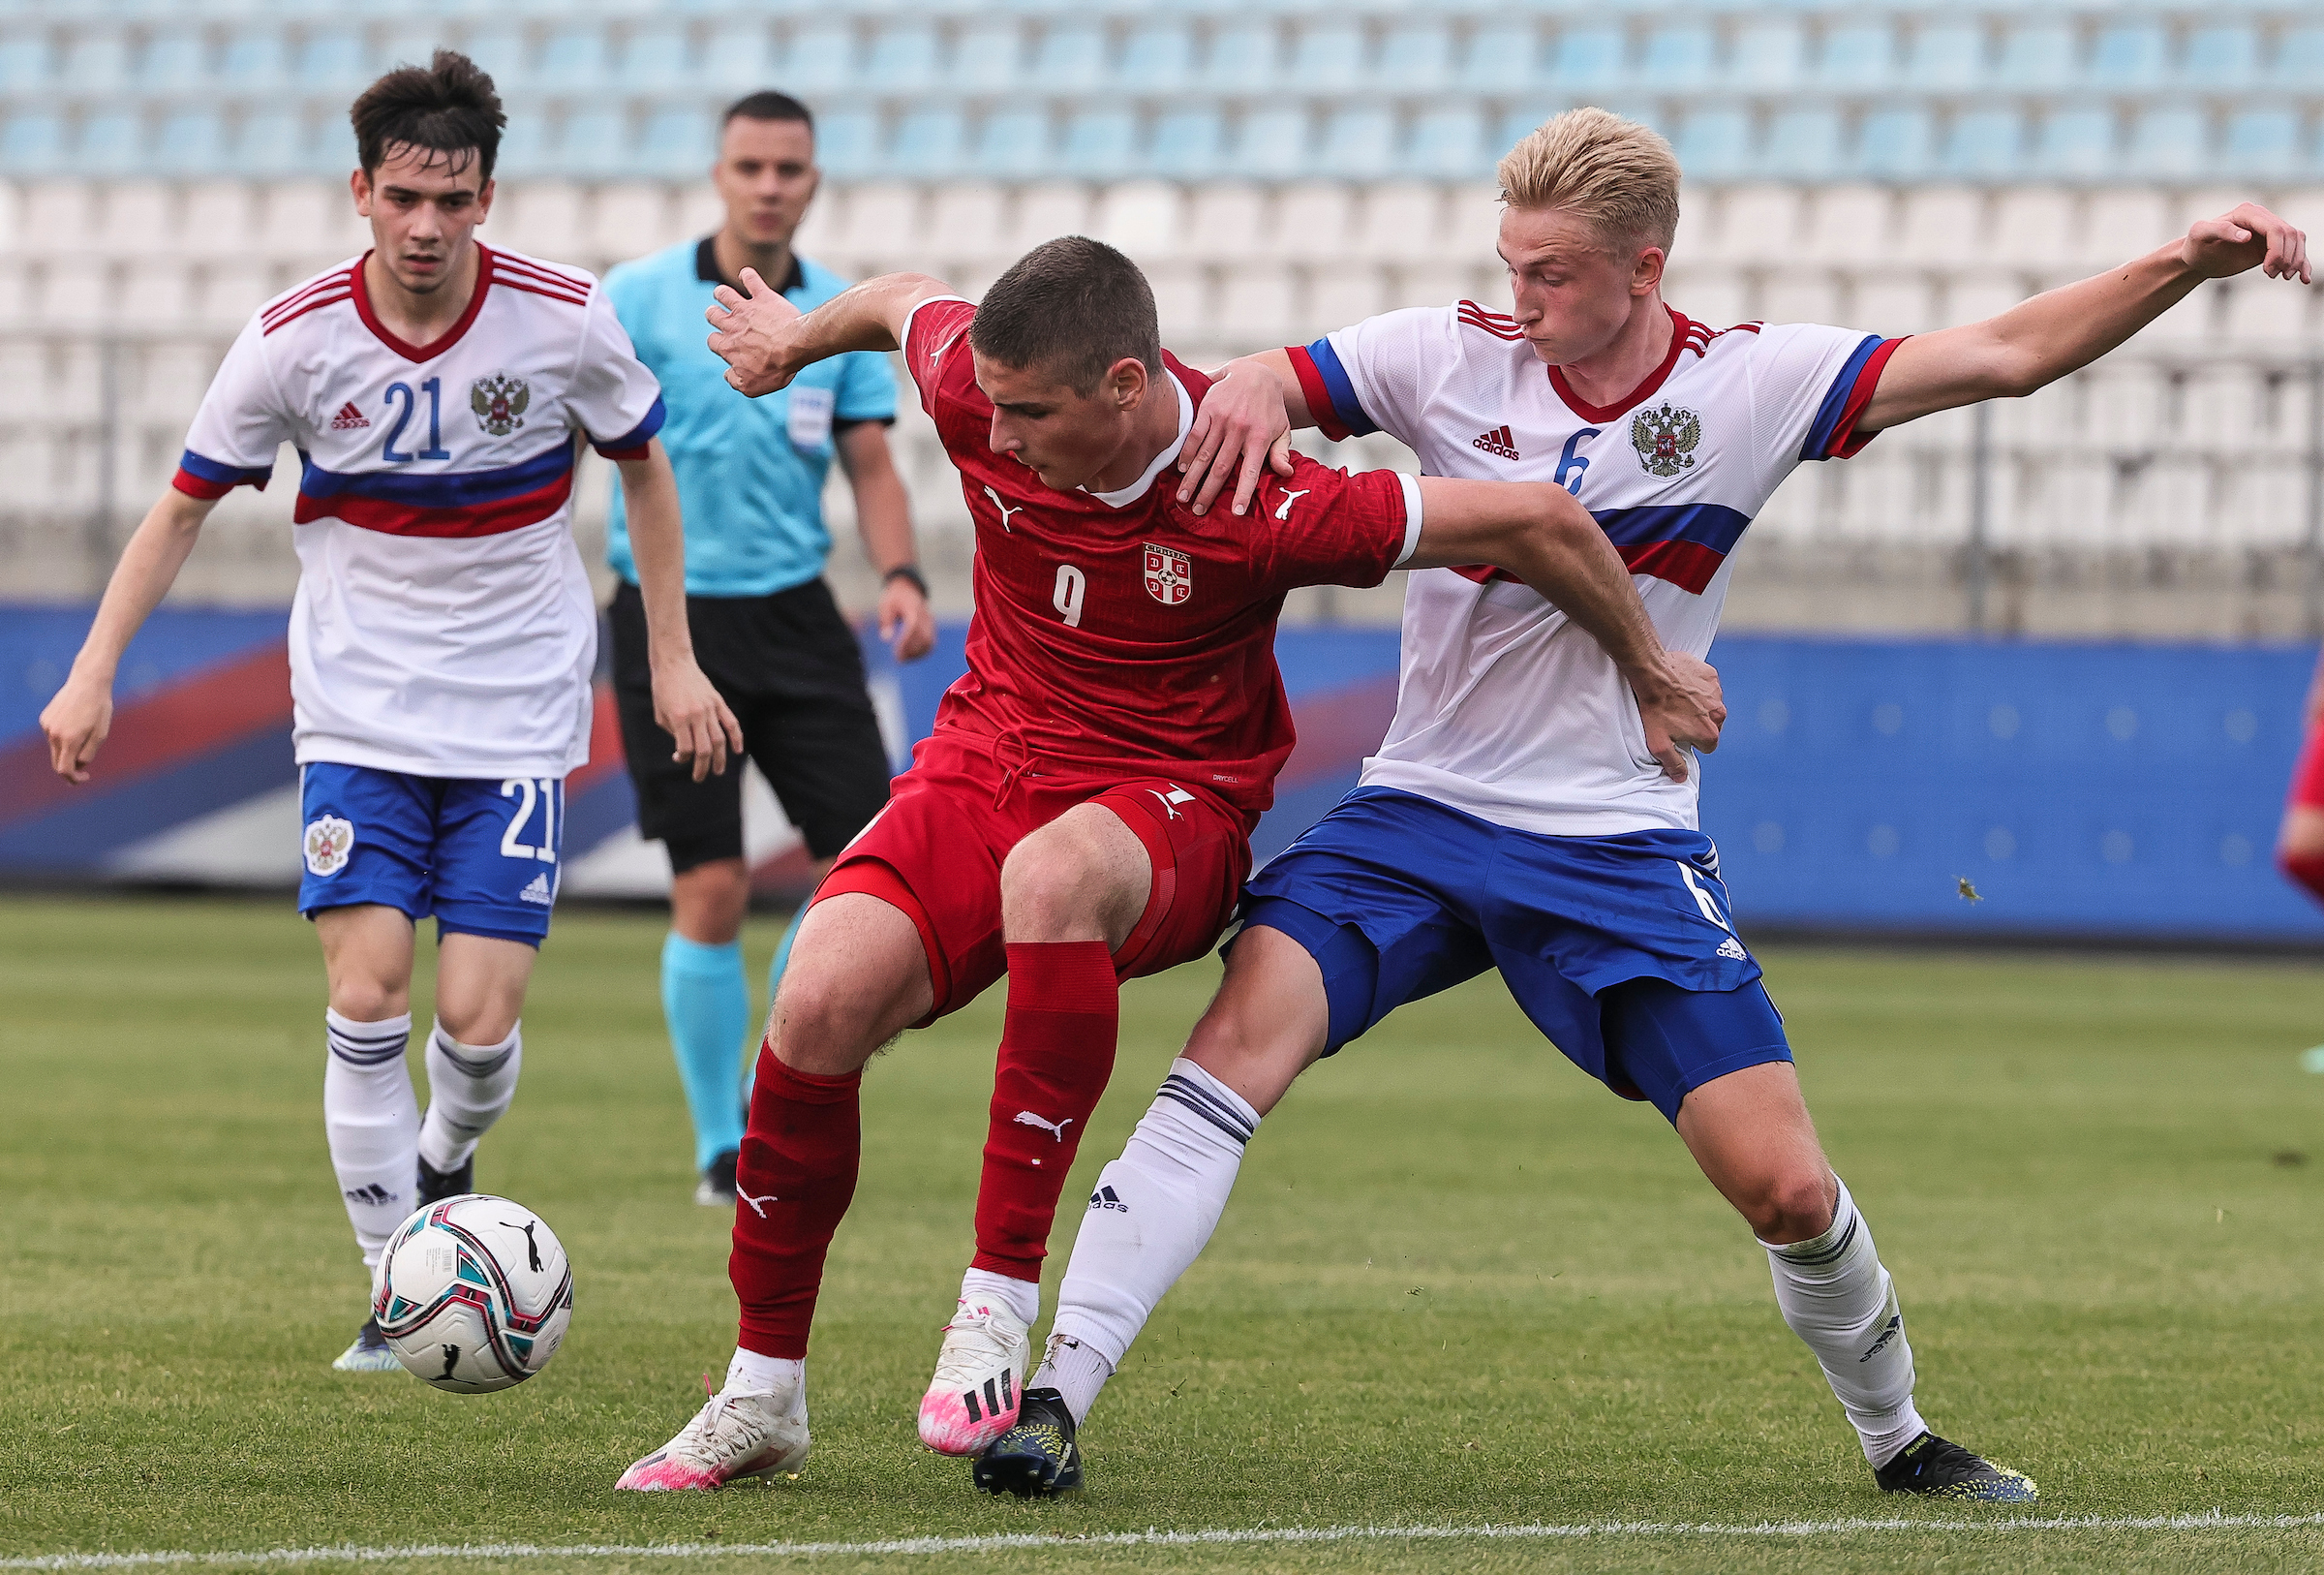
[329,401,371,431]
[1472,425,1519,459]
[1272,488,1311,520]
[737,1189,779,1218]
[983,484,1024,532]
[1013,1111,1075,1141]
[1147,786,1195,820]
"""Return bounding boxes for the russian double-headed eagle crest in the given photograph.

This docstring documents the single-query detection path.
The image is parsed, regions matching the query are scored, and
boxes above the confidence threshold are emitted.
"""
[471,374,531,437]
[1630,401,1701,477]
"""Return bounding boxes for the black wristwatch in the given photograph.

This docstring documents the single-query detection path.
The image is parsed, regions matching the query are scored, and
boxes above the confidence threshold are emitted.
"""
[884,565,929,599]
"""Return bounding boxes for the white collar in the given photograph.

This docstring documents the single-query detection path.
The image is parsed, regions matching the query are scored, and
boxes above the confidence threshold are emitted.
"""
[1083,373,1193,510]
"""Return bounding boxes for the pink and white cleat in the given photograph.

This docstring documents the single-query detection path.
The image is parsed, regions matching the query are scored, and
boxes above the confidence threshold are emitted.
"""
[917,1298,1032,1456]
[615,1375,810,1491]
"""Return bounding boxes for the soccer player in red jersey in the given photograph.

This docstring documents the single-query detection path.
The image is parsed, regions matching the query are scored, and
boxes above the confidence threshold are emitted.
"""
[614,236,1727,1489]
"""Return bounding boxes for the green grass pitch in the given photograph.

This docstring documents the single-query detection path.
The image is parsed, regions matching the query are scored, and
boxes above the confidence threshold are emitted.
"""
[7,892,2324,1574]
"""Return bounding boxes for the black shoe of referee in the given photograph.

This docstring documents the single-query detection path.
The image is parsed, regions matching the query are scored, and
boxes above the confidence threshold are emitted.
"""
[1874,1432,2037,1501]
[971,1387,1083,1498]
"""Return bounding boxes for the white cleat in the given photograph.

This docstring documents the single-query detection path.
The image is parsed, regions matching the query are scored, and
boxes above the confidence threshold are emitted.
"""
[614,1375,810,1492]
[917,1298,1032,1456]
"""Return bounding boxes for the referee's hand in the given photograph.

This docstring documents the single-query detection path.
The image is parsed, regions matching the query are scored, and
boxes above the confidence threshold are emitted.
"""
[655,657,746,782]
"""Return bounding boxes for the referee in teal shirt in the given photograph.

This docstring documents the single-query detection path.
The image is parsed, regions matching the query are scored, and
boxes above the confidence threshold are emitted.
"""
[604,91,935,1206]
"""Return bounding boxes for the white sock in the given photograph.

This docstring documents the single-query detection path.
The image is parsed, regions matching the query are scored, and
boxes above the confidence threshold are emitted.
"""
[1032,1333,1116,1424]
[1046,1058,1259,1420]
[961,1266,1040,1329]
[1762,1177,1927,1467]
[725,1346,806,1407]
[417,1020,522,1174]
[322,1009,418,1269]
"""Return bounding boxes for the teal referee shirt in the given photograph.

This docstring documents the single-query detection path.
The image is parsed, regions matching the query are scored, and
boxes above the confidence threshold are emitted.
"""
[603,238,899,597]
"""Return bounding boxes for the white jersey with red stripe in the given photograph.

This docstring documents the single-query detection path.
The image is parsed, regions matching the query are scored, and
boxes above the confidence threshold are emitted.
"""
[1288,302,1899,835]
[175,244,665,779]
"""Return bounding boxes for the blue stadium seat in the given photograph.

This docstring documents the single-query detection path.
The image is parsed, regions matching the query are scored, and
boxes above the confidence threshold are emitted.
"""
[638,108,710,175]
[77,111,143,175]
[1377,22,1450,93]
[951,22,1024,93]
[1117,22,1191,90]
[1942,108,2023,177]
[891,108,965,177]
[1146,108,1218,179]
[459,28,528,91]
[138,28,209,89]
[0,33,50,90]
[1060,109,1136,177]
[780,24,857,94]
[1729,21,1803,90]
[1675,108,1752,180]
[2222,108,2299,176]
[865,22,938,93]
[1496,104,1561,161]
[975,109,1055,179]
[559,110,631,178]
[1234,107,1307,178]
[1764,107,1842,180]
[1905,24,1984,93]
[1318,106,1394,179]
[1995,23,2076,91]
[622,24,691,92]
[2089,23,2167,89]
[1548,25,1625,91]
[2274,27,2324,89]
[1,113,63,173]
[1202,23,1279,93]
[2126,107,2207,178]
[154,109,224,175]
[297,28,372,93]
[813,109,880,179]
[1638,24,1716,91]
[1814,24,1895,92]
[535,26,610,92]
[230,110,309,178]
[490,111,545,178]
[2032,108,2115,178]
[1288,22,1366,92]
[61,34,131,92]
[699,22,776,91]
[2182,25,2256,89]
[1854,108,1936,179]
[1458,23,1540,93]
[1030,22,1106,92]
[1406,106,1483,178]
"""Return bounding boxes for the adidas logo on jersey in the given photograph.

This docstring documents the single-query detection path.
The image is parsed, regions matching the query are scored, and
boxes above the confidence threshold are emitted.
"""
[328,401,371,431]
[518,873,555,906]
[1471,424,1520,460]
[1088,1185,1127,1213]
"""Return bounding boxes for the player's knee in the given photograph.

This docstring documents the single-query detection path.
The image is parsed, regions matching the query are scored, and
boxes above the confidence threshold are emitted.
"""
[329,977,407,1023]
[766,968,868,1076]
[999,826,1120,941]
[1738,1168,1838,1245]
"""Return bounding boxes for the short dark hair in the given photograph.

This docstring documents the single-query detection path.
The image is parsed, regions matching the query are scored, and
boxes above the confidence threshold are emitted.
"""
[723,91,814,133]
[352,49,505,186]
[971,237,1162,396]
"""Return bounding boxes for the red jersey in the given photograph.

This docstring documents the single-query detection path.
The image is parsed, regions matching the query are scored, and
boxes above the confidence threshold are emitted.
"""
[902,295,1419,823]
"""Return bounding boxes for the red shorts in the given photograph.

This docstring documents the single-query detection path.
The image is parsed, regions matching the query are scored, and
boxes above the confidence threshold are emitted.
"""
[2293,720,2324,811]
[813,733,1253,1022]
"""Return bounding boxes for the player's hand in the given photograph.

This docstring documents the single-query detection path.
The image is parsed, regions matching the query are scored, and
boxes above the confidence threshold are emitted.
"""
[1628,652,1726,784]
[39,671,113,785]
[653,657,745,783]
[2182,203,2312,284]
[706,267,807,397]
[878,575,936,663]
[1177,360,1296,517]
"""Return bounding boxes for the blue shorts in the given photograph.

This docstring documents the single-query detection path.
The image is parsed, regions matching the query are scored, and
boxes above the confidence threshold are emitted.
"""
[1238,788,1790,1123]
[297,763,566,947]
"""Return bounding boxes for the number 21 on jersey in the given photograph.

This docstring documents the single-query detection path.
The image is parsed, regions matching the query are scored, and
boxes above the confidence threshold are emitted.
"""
[382,379,453,463]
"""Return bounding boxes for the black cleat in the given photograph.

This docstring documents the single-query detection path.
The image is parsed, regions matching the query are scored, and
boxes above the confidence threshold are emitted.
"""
[971,1386,1082,1498]
[415,1153,474,1210]
[331,1314,402,1373]
[1875,1431,2038,1501]
[695,1149,739,1207]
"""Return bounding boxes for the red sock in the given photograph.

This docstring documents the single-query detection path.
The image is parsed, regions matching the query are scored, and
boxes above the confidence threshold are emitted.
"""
[729,1042,861,1359]
[971,940,1118,1282]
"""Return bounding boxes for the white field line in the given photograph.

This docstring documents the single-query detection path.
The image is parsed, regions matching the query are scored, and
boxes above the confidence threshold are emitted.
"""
[8,1512,2324,1571]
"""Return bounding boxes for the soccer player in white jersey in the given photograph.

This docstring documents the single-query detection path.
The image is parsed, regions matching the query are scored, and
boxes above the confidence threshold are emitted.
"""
[971,108,2313,1499]
[38,53,739,1372]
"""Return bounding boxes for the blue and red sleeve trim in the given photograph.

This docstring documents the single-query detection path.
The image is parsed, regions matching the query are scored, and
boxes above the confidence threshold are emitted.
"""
[1801,335,1906,462]
[1286,338,1377,444]
[590,394,666,461]
[170,448,274,499]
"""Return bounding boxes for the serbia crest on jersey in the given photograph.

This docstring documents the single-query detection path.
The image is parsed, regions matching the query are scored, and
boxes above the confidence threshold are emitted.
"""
[1288,302,1900,837]
[173,244,666,778]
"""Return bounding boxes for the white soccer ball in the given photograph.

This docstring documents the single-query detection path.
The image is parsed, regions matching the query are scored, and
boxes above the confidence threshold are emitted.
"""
[372,1194,573,1393]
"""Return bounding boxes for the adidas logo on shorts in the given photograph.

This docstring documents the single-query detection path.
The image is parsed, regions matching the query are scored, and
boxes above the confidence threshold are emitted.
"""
[518,873,555,906]
[1716,936,1749,961]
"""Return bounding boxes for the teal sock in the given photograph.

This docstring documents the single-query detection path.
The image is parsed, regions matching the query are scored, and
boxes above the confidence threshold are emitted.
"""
[660,933,749,1174]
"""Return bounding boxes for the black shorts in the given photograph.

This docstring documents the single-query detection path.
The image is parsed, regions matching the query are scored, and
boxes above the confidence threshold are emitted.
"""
[609,578,893,873]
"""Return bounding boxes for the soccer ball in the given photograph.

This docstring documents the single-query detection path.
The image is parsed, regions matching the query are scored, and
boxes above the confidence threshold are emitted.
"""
[373,1194,573,1394]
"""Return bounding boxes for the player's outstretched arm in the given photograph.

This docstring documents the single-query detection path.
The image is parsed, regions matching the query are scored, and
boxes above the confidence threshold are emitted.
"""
[1860,202,2311,433]
[1176,350,1310,518]
[707,269,956,398]
[40,487,219,784]
[617,439,745,783]
[1405,477,1727,781]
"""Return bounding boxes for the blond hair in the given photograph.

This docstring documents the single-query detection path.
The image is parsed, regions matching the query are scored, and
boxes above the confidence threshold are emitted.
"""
[1497,108,1681,255]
